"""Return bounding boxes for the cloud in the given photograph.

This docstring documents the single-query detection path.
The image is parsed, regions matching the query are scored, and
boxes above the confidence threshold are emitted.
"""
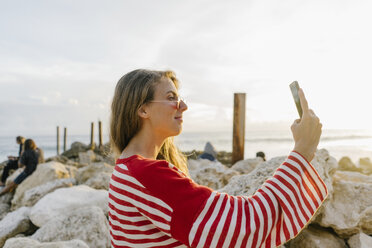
[68,98,79,106]
[1,0,372,136]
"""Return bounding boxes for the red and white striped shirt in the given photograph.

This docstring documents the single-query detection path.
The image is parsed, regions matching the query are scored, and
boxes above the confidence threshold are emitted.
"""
[108,151,328,248]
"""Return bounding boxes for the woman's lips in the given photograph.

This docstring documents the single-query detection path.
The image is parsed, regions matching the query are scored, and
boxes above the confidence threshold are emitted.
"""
[175,116,183,122]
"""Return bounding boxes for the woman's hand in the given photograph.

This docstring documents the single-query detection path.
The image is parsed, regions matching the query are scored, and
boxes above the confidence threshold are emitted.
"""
[291,88,322,162]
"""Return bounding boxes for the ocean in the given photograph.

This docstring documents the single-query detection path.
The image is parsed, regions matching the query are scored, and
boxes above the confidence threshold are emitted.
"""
[1,129,372,163]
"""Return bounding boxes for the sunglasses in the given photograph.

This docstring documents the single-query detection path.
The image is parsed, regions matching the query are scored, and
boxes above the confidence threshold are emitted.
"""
[148,97,186,109]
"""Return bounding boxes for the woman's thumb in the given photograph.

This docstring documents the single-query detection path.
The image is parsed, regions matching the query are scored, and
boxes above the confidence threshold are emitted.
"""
[291,119,300,130]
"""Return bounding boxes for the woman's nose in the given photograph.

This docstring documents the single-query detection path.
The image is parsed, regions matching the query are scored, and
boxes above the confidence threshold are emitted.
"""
[179,100,188,111]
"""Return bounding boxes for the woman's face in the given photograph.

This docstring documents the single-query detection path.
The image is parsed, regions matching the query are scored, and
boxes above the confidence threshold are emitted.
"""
[146,77,188,137]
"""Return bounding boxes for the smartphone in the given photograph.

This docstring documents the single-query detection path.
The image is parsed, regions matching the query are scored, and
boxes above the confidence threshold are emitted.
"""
[289,81,303,118]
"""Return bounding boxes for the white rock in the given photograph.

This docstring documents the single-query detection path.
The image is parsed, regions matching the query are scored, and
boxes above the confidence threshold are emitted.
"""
[30,185,108,227]
[78,150,96,165]
[338,157,362,173]
[3,237,39,247]
[0,192,13,205]
[0,207,31,247]
[230,157,263,174]
[102,153,116,166]
[348,232,372,248]
[62,142,89,159]
[11,162,70,210]
[0,193,13,221]
[359,208,372,235]
[32,206,110,248]
[188,159,239,190]
[5,168,23,185]
[309,149,338,218]
[4,237,89,248]
[85,172,111,190]
[21,178,76,207]
[218,155,287,196]
[287,225,347,248]
[0,203,10,220]
[316,170,372,237]
[331,170,372,184]
[358,158,372,175]
[64,164,78,177]
[45,155,69,164]
[76,162,113,185]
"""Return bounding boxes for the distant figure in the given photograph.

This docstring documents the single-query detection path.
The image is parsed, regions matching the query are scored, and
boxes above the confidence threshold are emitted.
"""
[0,139,44,195]
[198,141,218,161]
[0,136,25,187]
[256,151,266,161]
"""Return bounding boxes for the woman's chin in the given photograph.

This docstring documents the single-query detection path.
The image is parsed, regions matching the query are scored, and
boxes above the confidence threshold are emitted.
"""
[171,126,183,136]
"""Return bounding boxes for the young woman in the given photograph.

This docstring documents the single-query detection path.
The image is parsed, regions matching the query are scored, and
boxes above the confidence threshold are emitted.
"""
[0,139,44,195]
[108,69,327,248]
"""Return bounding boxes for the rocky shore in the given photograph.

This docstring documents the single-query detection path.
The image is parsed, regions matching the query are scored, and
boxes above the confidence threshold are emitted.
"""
[0,142,372,247]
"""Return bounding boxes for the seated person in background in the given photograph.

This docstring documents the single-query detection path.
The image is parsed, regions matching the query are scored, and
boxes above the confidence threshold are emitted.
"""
[198,141,218,161]
[0,139,44,195]
[0,136,25,186]
[256,151,266,161]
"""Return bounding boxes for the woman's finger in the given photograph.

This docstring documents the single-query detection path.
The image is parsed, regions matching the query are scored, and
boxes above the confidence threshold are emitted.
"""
[298,88,309,114]
[308,109,321,124]
[291,119,300,131]
[292,119,301,125]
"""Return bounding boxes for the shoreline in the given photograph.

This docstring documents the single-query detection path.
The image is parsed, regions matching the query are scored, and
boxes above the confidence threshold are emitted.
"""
[2,129,372,163]
[2,144,372,168]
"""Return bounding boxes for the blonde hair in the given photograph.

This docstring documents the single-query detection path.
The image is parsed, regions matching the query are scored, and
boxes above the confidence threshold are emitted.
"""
[110,69,189,176]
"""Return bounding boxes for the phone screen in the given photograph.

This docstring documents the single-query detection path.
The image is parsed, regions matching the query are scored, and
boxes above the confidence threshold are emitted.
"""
[289,81,303,117]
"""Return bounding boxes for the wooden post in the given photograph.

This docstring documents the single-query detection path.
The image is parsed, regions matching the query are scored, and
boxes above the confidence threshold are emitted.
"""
[63,127,67,152]
[98,121,103,149]
[56,126,60,155]
[90,122,95,149]
[232,93,246,164]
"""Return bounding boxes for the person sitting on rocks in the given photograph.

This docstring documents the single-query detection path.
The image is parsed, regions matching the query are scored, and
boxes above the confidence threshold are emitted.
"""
[256,151,266,161]
[0,136,25,187]
[0,139,44,195]
[198,141,218,161]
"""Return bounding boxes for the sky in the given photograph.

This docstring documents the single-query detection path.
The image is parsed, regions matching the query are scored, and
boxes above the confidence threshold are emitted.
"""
[1,0,372,137]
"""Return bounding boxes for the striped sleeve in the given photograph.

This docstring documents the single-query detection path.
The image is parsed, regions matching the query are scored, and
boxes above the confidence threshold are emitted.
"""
[130,151,328,248]
[109,161,188,247]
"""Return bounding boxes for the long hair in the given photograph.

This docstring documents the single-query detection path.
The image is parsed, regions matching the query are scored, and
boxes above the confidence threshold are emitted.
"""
[110,69,189,176]
[24,139,37,151]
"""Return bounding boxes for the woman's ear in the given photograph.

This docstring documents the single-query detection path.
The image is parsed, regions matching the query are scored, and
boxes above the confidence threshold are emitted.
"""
[138,105,149,119]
